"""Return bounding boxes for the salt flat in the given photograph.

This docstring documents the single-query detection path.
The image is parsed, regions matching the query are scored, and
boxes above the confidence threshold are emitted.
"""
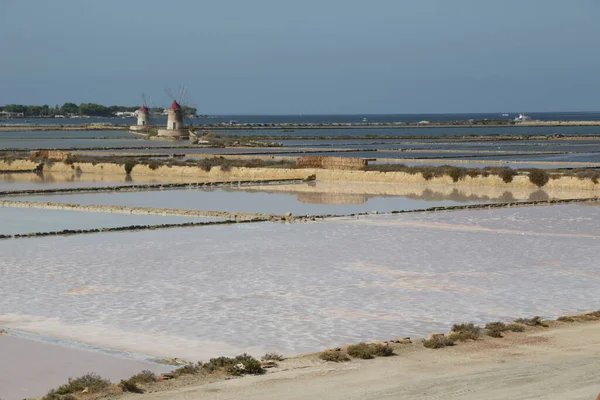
[0,204,599,362]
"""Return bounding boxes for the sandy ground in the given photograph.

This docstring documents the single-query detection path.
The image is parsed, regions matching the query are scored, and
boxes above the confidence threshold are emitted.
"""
[0,335,170,400]
[134,322,600,400]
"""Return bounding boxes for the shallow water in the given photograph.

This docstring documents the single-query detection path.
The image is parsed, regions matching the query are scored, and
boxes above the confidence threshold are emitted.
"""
[0,207,216,235]
[0,138,190,149]
[1,204,599,360]
[0,130,133,139]
[14,185,499,215]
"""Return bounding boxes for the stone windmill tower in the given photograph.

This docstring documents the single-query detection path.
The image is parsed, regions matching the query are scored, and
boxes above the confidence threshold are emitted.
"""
[166,100,184,130]
[130,94,153,132]
[158,87,189,138]
[137,104,149,127]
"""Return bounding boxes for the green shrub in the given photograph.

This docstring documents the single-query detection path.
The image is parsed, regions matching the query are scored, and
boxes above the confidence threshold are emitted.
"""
[50,373,110,396]
[505,323,525,332]
[528,169,550,187]
[423,335,455,349]
[261,352,285,361]
[203,354,263,376]
[498,167,517,183]
[575,170,600,184]
[119,379,144,393]
[487,329,504,338]
[446,166,466,182]
[557,316,575,322]
[346,342,394,359]
[172,363,202,376]
[451,323,481,335]
[514,316,548,327]
[448,331,479,341]
[319,350,350,362]
[124,161,136,175]
[126,370,156,384]
[449,323,481,341]
[42,392,76,400]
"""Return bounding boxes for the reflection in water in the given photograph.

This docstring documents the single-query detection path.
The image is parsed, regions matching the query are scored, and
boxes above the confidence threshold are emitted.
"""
[297,192,368,204]
[235,181,599,205]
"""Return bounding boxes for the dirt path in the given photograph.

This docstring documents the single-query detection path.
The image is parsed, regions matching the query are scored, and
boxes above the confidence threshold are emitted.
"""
[136,322,600,400]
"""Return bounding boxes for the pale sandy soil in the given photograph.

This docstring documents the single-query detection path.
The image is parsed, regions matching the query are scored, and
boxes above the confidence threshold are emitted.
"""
[133,322,600,400]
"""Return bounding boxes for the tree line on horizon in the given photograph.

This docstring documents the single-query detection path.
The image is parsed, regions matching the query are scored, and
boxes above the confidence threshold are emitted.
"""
[0,103,197,117]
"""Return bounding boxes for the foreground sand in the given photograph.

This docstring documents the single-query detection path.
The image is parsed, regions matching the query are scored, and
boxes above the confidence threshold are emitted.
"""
[131,321,600,400]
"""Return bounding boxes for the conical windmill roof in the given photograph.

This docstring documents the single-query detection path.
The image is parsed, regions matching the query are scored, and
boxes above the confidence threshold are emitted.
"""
[139,105,149,112]
[170,100,181,110]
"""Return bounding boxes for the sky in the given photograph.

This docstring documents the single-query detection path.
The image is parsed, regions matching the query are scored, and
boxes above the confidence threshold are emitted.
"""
[1,0,599,114]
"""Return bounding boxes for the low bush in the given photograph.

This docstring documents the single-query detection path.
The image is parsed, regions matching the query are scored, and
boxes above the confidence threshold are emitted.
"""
[203,354,263,376]
[557,316,575,322]
[505,323,525,332]
[346,342,394,359]
[514,316,548,327]
[319,349,350,362]
[261,352,285,361]
[487,329,504,338]
[575,170,600,184]
[423,335,455,349]
[448,323,481,341]
[43,373,110,398]
[497,167,518,183]
[451,322,481,335]
[125,370,156,384]
[446,166,467,182]
[527,169,550,187]
[172,363,202,377]
[119,379,144,393]
[448,331,479,341]
[123,161,136,175]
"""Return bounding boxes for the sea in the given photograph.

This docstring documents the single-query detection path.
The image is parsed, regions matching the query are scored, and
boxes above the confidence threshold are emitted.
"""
[2,111,600,126]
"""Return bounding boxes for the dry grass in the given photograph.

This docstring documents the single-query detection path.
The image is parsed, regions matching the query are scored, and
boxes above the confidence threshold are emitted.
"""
[319,349,350,362]
[514,316,549,327]
[423,335,455,349]
[43,373,110,399]
[346,342,394,359]
[261,352,285,361]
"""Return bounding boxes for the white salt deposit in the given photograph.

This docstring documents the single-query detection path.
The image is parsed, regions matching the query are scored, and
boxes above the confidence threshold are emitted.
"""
[0,203,599,360]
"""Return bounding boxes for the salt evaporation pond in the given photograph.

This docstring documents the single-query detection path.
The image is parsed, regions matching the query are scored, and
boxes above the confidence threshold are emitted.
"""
[15,186,499,215]
[0,207,218,235]
[0,203,599,360]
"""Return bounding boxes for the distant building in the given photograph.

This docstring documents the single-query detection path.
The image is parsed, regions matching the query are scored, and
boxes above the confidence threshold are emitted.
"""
[0,111,24,118]
[114,111,136,117]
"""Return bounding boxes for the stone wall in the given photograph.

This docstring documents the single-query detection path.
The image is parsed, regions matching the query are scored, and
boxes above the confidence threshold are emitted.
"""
[296,156,367,170]
[29,150,72,161]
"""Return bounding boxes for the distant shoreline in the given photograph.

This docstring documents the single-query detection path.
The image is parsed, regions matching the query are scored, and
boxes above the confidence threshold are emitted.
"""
[2,120,600,132]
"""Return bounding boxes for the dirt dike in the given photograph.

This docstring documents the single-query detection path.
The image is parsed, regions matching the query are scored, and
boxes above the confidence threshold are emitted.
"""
[2,160,600,190]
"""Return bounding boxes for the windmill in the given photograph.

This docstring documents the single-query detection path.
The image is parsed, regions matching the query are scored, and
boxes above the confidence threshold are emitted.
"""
[130,93,156,133]
[166,85,199,125]
[156,85,198,138]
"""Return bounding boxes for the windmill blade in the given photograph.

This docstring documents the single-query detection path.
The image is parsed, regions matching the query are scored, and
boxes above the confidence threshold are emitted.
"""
[165,88,176,102]
[179,85,188,104]
[146,95,154,125]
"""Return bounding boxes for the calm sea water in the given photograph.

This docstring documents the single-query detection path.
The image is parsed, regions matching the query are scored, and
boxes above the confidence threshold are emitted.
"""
[3,111,600,126]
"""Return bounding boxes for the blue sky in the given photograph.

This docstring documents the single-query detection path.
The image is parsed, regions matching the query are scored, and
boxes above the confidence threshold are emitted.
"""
[1,0,599,114]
